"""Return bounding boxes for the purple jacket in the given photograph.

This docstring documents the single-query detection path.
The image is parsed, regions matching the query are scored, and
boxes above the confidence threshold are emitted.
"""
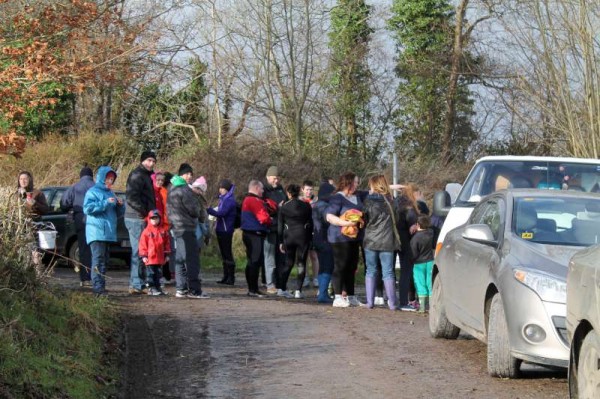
[207,185,237,235]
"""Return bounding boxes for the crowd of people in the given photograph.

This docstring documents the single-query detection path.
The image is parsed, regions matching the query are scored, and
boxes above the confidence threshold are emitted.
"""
[16,151,442,311]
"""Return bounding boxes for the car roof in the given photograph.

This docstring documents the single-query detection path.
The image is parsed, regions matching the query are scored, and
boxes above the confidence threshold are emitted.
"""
[475,155,600,165]
[41,185,125,194]
[494,188,600,200]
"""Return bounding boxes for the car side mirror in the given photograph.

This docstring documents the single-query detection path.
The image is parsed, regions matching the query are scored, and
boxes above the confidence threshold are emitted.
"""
[462,224,497,246]
[433,190,451,218]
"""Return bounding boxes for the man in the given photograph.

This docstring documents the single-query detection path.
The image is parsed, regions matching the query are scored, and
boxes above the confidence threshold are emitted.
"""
[241,180,277,297]
[60,166,95,286]
[167,163,209,299]
[301,180,319,288]
[125,150,156,294]
[262,165,286,294]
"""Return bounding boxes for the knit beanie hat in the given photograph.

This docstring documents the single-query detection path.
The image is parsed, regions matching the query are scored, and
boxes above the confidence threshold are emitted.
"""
[317,182,335,201]
[191,176,207,192]
[80,166,93,178]
[140,150,157,163]
[178,163,193,176]
[219,179,233,191]
[266,165,279,177]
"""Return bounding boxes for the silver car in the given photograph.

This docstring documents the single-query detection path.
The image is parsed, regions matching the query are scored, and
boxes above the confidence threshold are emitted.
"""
[430,189,600,378]
[567,244,600,398]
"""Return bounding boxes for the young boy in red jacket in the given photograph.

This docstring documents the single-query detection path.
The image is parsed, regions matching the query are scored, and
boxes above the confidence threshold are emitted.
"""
[139,209,171,296]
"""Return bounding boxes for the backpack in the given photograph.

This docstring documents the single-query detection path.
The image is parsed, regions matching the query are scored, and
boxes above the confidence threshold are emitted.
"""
[234,201,242,229]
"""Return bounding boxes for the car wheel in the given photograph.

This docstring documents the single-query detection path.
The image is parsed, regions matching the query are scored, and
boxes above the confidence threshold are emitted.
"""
[570,330,600,398]
[429,274,460,339]
[487,293,520,378]
[67,240,79,269]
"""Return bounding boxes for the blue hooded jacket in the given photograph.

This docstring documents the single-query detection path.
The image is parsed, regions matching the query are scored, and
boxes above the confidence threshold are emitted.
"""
[83,166,126,243]
[207,185,237,234]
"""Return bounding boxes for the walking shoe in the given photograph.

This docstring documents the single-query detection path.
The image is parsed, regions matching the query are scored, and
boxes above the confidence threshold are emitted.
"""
[247,291,267,298]
[175,290,189,298]
[312,278,319,288]
[80,280,91,287]
[128,287,144,295]
[400,303,418,312]
[266,286,278,295]
[294,290,305,299]
[332,295,350,308]
[277,289,294,299]
[187,290,210,299]
[374,296,385,306]
[303,277,310,288]
[408,300,420,311]
[148,287,163,296]
[347,295,363,307]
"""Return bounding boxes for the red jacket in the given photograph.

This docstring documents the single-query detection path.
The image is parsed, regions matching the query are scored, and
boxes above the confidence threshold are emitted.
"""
[139,223,171,266]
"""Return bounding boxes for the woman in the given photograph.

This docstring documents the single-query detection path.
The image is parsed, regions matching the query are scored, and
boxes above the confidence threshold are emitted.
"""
[362,175,400,310]
[207,179,237,285]
[17,171,49,219]
[313,182,336,303]
[277,184,313,299]
[325,172,367,308]
[395,185,420,311]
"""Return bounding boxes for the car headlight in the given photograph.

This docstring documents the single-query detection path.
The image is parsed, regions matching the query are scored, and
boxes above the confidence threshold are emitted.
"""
[513,269,567,303]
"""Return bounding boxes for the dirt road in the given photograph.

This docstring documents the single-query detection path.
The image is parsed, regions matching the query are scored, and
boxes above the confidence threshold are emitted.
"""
[53,268,567,398]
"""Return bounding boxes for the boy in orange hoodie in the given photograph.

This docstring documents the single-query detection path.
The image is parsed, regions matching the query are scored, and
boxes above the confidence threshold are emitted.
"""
[139,209,171,295]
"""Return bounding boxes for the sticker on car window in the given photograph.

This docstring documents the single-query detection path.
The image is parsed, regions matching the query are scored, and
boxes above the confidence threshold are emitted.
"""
[521,232,534,239]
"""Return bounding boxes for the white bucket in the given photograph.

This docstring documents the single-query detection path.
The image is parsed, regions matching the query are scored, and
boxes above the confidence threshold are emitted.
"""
[38,230,57,249]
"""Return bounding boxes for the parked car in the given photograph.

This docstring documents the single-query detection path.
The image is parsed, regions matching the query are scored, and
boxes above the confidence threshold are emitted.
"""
[40,186,132,266]
[430,189,600,378]
[566,244,600,398]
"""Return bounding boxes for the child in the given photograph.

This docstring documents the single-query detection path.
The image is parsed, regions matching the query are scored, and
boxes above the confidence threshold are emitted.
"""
[410,214,435,313]
[139,209,171,296]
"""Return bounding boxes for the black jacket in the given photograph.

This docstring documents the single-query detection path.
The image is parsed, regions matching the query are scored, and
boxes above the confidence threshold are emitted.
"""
[363,193,401,252]
[411,229,434,264]
[167,182,201,235]
[264,182,286,231]
[60,175,95,229]
[278,198,313,245]
[394,195,418,257]
[125,165,156,219]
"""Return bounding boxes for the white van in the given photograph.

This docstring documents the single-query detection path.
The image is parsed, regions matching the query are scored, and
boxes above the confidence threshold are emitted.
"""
[433,155,600,255]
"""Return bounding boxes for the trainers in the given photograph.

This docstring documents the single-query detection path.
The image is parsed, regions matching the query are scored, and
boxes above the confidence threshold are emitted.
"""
[277,289,294,299]
[128,287,144,295]
[79,280,91,287]
[332,295,350,308]
[187,291,210,299]
[347,295,363,307]
[247,291,267,298]
[266,286,278,295]
[400,303,418,312]
[374,296,385,306]
[303,277,310,288]
[175,290,189,298]
[148,287,163,296]
[294,290,305,299]
[312,278,319,288]
[409,300,420,311]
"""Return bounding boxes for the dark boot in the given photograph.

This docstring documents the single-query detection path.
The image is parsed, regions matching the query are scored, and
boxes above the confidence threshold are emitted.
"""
[365,276,376,309]
[224,261,236,285]
[384,279,397,310]
[317,273,333,303]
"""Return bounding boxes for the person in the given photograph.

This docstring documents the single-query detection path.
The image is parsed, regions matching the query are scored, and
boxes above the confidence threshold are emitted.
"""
[207,179,237,285]
[241,180,277,297]
[138,209,171,296]
[83,166,125,297]
[410,215,434,313]
[263,165,286,294]
[362,175,400,310]
[277,184,313,299]
[325,172,367,308]
[151,171,172,283]
[125,150,157,295]
[190,176,210,250]
[313,182,336,303]
[17,171,49,219]
[301,180,319,288]
[17,170,50,268]
[168,163,209,299]
[395,187,420,311]
[60,166,95,286]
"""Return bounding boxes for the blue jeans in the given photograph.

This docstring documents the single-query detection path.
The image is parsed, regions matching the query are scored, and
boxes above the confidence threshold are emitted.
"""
[145,265,162,289]
[364,249,395,281]
[90,241,110,293]
[263,231,278,288]
[125,218,146,290]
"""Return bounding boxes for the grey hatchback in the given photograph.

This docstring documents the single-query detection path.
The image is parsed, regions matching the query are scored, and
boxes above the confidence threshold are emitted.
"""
[431,189,600,378]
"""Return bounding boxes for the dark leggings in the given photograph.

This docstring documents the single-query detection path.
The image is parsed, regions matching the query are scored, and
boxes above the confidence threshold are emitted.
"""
[331,241,360,296]
[278,232,310,291]
[217,233,235,265]
[397,250,415,306]
[242,231,264,293]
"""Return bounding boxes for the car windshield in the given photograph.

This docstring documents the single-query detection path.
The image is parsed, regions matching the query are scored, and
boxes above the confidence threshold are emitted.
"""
[512,196,600,246]
[456,161,600,206]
